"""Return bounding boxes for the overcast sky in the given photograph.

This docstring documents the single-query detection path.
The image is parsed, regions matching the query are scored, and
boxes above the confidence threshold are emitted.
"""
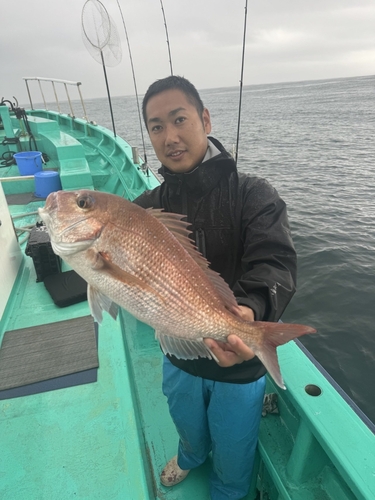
[2,0,374,104]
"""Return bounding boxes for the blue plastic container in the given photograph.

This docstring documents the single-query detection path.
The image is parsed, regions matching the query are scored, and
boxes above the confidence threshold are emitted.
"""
[14,151,43,175]
[34,171,62,198]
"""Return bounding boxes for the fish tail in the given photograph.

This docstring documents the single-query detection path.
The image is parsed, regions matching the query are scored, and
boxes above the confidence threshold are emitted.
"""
[246,321,316,389]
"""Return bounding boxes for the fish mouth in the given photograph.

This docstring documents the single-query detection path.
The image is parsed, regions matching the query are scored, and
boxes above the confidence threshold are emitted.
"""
[38,205,54,235]
[38,205,50,223]
[51,238,95,256]
[48,216,97,256]
[38,191,60,231]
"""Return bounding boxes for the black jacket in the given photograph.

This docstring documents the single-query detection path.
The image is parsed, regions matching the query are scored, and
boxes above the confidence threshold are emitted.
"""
[133,137,297,383]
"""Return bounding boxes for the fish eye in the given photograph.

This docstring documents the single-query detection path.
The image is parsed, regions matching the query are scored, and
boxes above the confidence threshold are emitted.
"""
[76,194,93,210]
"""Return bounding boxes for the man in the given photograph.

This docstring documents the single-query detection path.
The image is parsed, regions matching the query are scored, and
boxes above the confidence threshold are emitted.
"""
[133,75,297,499]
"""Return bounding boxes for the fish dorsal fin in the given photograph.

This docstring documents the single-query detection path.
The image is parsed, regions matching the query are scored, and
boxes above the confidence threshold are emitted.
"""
[146,209,193,238]
[148,208,239,312]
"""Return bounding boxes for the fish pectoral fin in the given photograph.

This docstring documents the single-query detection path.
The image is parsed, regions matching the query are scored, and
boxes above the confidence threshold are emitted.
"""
[155,331,219,363]
[86,248,161,298]
[88,284,119,324]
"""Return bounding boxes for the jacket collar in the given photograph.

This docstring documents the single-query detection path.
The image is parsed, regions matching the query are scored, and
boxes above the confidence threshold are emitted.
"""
[158,137,237,197]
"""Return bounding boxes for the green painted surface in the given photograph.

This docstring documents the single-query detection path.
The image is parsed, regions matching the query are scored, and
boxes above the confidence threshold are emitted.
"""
[1,107,374,499]
[0,105,18,152]
[257,343,375,499]
[2,109,158,199]
[119,311,214,500]
[0,261,149,499]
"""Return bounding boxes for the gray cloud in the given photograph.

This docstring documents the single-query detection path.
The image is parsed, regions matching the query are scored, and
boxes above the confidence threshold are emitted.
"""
[1,0,374,105]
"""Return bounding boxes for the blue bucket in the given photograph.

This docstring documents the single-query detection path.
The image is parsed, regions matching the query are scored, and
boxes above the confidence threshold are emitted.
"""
[34,171,62,198]
[14,151,43,175]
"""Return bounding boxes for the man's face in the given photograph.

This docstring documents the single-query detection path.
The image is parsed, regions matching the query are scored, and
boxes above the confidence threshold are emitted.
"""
[145,89,212,173]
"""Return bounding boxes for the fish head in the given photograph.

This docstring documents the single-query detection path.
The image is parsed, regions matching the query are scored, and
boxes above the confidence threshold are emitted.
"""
[38,190,110,256]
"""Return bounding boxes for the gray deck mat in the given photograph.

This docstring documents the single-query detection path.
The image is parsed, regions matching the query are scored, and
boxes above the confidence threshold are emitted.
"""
[0,316,98,390]
[6,192,45,205]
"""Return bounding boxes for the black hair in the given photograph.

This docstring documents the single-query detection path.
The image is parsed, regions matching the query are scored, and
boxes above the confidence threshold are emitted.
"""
[142,75,204,127]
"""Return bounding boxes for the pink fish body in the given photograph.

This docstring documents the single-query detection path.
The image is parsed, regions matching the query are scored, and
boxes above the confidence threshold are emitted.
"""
[39,190,316,388]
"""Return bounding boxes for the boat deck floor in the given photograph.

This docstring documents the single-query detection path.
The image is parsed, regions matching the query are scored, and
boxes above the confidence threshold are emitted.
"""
[2,193,375,500]
[0,201,244,500]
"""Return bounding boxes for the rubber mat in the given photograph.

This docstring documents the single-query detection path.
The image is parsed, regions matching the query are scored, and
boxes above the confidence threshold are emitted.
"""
[0,316,98,397]
[5,192,44,205]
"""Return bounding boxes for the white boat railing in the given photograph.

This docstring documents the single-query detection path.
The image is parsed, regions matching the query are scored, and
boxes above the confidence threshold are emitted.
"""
[23,77,89,121]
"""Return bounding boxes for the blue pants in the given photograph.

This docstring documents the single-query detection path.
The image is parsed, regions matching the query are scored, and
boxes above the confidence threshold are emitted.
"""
[162,357,266,500]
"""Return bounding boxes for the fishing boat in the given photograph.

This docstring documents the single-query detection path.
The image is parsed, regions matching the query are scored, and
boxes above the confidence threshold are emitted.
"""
[0,77,374,500]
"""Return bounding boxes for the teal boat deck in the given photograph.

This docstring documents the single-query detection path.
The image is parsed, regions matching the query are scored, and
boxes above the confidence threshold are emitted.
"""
[0,240,211,500]
[1,284,148,498]
[1,104,374,499]
[2,236,375,500]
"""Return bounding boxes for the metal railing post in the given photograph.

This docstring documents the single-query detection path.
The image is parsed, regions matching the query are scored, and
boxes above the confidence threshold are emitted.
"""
[52,81,61,114]
[22,77,90,122]
[37,79,47,109]
[77,83,88,122]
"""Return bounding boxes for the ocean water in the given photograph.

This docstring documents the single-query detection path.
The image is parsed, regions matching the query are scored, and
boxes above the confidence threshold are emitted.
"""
[78,75,375,424]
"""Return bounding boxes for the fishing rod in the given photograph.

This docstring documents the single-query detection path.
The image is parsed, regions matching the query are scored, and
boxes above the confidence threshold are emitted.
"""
[116,0,149,170]
[235,0,249,166]
[100,50,118,138]
[159,0,174,75]
[115,0,174,173]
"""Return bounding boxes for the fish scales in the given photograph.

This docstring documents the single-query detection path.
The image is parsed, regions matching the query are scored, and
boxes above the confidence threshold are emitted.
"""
[119,226,221,328]
[117,211,230,334]
[38,189,316,388]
